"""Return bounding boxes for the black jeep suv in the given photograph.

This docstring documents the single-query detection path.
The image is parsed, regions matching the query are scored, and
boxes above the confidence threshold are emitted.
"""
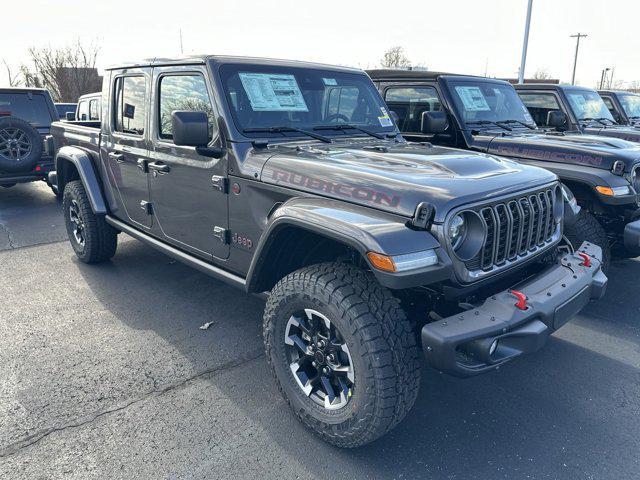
[0,88,59,194]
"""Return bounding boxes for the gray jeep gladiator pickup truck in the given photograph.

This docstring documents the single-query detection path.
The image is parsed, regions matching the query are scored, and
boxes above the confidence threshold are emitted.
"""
[368,70,640,268]
[49,56,606,447]
[515,83,640,144]
[599,90,640,127]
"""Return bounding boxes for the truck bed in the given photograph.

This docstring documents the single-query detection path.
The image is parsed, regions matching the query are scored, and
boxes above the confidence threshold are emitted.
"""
[50,120,101,156]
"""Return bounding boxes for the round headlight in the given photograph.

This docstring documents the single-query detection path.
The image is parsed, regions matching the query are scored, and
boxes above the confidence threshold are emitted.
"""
[448,214,466,250]
[448,211,485,261]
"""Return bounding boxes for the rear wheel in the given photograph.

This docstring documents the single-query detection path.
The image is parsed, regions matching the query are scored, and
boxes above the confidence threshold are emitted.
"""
[63,180,117,263]
[565,210,610,272]
[263,262,421,448]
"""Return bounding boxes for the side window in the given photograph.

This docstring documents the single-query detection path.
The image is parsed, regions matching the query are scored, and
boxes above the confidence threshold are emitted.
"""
[77,101,89,121]
[325,87,359,120]
[384,86,442,133]
[519,92,561,127]
[113,76,147,135]
[602,96,615,114]
[89,99,100,120]
[159,74,216,141]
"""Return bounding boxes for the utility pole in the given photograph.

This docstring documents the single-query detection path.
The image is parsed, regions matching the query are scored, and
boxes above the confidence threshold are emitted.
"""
[179,28,184,54]
[570,33,588,85]
[518,0,534,84]
[600,68,610,89]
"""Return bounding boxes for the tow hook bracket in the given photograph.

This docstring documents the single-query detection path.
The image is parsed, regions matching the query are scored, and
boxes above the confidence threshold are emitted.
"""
[578,252,591,267]
[509,290,528,311]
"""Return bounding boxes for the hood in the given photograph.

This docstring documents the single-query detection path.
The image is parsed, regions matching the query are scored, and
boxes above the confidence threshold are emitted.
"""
[472,131,640,172]
[582,125,640,144]
[259,140,556,223]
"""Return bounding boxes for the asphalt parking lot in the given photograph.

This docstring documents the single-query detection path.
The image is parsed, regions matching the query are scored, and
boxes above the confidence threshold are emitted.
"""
[1,182,640,479]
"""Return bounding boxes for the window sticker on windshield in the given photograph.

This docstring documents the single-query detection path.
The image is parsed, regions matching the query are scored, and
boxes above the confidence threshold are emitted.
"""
[378,115,393,127]
[454,86,490,112]
[522,105,534,123]
[323,78,337,86]
[239,73,308,112]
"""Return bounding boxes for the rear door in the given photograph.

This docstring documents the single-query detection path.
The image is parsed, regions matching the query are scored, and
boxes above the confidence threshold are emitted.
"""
[102,68,153,229]
[147,65,229,260]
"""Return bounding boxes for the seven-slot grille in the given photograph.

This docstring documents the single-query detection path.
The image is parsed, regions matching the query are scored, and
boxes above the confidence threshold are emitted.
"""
[465,188,558,272]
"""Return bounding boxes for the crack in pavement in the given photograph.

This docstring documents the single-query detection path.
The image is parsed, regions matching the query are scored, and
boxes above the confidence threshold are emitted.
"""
[0,350,265,459]
[0,221,15,249]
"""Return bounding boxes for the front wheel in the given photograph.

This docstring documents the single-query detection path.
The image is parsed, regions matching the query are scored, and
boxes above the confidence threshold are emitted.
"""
[565,210,610,272]
[263,263,421,448]
[63,180,118,263]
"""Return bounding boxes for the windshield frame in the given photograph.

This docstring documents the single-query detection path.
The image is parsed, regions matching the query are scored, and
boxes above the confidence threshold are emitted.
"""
[214,62,399,142]
[441,77,538,132]
[563,87,615,123]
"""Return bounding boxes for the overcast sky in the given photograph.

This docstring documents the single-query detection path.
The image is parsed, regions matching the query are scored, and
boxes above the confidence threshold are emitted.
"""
[2,0,639,89]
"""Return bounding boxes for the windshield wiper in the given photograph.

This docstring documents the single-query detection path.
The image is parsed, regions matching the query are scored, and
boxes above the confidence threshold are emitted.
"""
[581,117,617,127]
[313,123,387,140]
[466,120,512,132]
[495,119,536,130]
[242,126,332,143]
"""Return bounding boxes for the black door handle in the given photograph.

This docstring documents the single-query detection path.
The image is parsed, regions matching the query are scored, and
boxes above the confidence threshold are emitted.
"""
[148,161,170,173]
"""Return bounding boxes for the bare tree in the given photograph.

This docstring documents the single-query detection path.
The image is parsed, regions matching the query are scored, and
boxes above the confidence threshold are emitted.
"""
[380,46,411,69]
[533,68,551,80]
[2,60,21,87]
[21,40,102,102]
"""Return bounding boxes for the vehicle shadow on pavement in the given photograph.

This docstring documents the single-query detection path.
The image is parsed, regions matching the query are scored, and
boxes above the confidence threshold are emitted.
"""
[74,239,640,479]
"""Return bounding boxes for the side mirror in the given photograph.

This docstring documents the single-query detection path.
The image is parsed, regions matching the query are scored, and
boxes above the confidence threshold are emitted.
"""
[65,112,76,121]
[547,110,568,130]
[172,111,210,147]
[421,111,448,134]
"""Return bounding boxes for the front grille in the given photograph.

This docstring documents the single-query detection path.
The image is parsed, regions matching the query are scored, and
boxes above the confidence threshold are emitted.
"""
[465,187,558,272]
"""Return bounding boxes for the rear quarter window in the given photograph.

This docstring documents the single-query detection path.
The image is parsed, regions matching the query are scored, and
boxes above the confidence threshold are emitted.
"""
[0,93,53,126]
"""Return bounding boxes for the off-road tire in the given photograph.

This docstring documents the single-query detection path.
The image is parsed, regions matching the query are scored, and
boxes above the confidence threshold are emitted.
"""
[62,180,117,263]
[565,210,610,272]
[263,262,421,448]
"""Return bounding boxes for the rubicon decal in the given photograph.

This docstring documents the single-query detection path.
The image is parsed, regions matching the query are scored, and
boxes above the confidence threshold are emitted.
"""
[271,169,401,207]
[495,146,604,167]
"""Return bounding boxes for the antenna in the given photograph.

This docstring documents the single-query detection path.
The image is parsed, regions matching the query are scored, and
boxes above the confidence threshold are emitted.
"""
[179,28,184,55]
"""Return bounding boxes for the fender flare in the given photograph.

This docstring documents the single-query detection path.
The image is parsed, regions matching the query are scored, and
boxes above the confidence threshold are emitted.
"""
[245,197,448,292]
[54,146,108,214]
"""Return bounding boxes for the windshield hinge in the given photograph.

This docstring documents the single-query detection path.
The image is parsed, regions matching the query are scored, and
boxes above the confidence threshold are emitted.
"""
[410,202,435,230]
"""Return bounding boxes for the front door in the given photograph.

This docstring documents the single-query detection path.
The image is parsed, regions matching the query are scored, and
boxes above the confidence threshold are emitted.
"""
[147,66,229,260]
[103,69,152,228]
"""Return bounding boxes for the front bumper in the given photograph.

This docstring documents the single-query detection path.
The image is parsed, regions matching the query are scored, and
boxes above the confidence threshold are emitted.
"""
[421,242,607,377]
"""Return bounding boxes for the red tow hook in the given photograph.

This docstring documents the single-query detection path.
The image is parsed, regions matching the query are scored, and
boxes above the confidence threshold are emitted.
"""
[509,290,528,311]
[578,252,592,268]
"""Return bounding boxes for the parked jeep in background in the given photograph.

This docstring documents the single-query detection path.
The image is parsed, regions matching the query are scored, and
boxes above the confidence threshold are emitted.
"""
[514,83,640,143]
[49,56,606,447]
[55,103,77,120]
[72,92,101,121]
[367,70,640,268]
[599,90,640,127]
[0,87,60,194]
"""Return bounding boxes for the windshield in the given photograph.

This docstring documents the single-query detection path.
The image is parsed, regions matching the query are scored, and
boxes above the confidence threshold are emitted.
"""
[618,93,640,118]
[219,64,396,138]
[0,93,53,126]
[447,80,536,128]
[565,89,614,121]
